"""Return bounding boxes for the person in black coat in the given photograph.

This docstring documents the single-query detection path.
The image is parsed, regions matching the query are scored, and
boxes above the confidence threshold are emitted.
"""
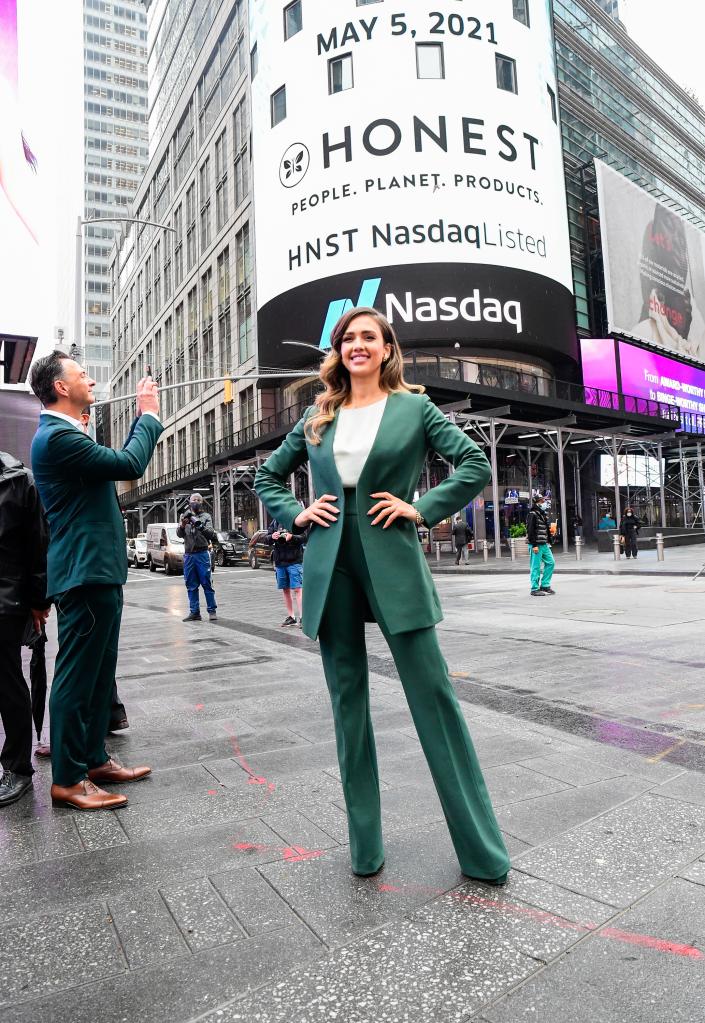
[619,507,641,559]
[452,514,472,565]
[0,452,51,806]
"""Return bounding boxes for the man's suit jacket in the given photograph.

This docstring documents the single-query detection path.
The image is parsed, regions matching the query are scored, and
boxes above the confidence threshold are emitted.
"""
[255,391,491,640]
[31,413,163,597]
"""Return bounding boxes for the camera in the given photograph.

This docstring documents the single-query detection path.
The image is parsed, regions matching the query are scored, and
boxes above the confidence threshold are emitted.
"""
[182,511,204,529]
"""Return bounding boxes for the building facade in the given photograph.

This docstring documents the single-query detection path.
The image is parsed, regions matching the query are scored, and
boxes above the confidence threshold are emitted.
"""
[83,0,149,394]
[110,0,705,543]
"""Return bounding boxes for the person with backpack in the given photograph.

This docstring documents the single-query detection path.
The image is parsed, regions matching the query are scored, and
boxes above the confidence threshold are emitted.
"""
[526,493,555,597]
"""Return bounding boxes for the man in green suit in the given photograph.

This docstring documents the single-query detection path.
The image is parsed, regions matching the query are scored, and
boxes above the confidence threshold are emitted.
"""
[30,351,163,810]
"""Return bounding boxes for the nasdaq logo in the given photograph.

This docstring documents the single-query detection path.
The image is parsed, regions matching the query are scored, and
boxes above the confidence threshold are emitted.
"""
[319,277,382,348]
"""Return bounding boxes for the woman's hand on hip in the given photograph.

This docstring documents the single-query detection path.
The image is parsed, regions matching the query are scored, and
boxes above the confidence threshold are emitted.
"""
[294,494,339,529]
[369,492,417,528]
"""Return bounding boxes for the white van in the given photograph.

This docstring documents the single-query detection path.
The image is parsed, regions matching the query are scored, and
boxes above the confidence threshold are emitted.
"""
[146,522,185,575]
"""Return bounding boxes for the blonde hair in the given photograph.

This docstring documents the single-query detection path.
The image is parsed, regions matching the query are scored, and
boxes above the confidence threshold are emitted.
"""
[304,307,422,445]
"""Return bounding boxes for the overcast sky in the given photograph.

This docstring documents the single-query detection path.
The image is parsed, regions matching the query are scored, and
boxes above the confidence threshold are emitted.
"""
[620,0,705,103]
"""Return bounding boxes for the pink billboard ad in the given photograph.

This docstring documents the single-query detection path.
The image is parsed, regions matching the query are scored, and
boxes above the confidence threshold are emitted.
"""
[580,338,705,420]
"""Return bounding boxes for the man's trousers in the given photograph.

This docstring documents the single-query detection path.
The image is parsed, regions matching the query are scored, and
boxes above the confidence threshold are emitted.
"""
[530,543,555,591]
[183,551,217,614]
[623,533,638,558]
[317,495,510,879]
[0,615,33,777]
[50,584,122,786]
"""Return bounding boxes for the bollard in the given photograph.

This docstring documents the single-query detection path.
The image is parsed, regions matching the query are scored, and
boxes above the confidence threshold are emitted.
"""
[612,534,621,561]
[509,537,517,561]
[435,541,441,563]
[482,539,489,563]
[575,537,584,561]
[464,544,470,564]
[656,533,665,561]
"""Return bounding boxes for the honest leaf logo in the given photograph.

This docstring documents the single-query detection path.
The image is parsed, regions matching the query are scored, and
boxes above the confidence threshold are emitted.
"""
[279,143,310,188]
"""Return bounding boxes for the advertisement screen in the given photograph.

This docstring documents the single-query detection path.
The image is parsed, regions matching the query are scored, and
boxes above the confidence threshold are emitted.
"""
[580,337,705,423]
[595,160,705,365]
[250,0,575,368]
[0,0,37,245]
[600,454,661,488]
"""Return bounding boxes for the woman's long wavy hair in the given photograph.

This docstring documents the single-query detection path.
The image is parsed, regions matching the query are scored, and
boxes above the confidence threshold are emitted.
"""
[304,307,422,445]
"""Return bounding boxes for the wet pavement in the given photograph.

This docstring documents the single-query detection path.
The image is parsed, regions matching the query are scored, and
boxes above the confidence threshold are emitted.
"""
[2,564,705,1021]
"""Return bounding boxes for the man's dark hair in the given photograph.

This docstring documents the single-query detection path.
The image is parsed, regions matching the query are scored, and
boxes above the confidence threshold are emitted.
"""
[29,351,71,406]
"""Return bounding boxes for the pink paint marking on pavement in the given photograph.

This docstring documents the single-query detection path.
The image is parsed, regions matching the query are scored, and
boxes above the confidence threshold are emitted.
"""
[232,839,325,861]
[376,881,704,962]
[224,723,276,794]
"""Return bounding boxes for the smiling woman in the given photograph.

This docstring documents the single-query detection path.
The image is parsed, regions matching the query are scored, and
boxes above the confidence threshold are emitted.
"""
[255,306,510,884]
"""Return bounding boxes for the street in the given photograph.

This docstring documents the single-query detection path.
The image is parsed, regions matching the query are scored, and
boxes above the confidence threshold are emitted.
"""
[1,562,705,1021]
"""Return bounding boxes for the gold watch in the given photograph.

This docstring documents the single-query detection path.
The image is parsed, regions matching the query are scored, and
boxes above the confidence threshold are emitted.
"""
[415,509,425,527]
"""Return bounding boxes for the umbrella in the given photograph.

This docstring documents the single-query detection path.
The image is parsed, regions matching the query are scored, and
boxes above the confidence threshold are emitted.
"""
[29,627,48,741]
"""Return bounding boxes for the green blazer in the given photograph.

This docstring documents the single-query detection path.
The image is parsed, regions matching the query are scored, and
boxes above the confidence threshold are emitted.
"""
[31,413,163,598]
[255,391,491,640]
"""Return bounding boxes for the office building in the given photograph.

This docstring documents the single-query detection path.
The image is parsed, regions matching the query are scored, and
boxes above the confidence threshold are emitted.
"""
[83,0,149,394]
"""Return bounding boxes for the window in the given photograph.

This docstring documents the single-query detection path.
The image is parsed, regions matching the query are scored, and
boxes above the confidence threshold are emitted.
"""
[512,0,530,27]
[284,1,302,40]
[199,157,211,250]
[177,428,187,468]
[495,54,517,94]
[328,53,353,94]
[186,182,197,270]
[239,386,255,430]
[271,85,286,126]
[204,409,216,455]
[190,419,201,462]
[547,84,557,123]
[233,97,250,207]
[250,43,258,79]
[416,43,444,80]
[215,130,229,231]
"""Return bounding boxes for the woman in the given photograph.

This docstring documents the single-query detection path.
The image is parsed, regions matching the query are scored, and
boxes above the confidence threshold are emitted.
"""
[255,308,509,884]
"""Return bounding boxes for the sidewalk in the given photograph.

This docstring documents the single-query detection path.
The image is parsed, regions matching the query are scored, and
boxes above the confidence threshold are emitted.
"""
[428,541,705,577]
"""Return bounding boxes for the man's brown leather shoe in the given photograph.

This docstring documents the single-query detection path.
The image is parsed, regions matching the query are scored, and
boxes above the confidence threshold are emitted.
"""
[51,779,128,811]
[88,758,151,784]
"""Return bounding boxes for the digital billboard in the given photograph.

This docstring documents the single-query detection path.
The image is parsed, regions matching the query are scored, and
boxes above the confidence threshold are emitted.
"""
[595,160,705,365]
[580,337,705,426]
[249,0,575,368]
[0,0,38,244]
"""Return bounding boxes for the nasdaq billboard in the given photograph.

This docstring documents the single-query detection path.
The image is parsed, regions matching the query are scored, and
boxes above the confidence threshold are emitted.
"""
[249,0,576,369]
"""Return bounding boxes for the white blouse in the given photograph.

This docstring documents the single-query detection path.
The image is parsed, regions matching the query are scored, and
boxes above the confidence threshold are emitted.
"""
[333,397,387,487]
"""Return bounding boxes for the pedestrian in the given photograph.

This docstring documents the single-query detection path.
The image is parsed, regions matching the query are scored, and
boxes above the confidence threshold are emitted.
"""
[268,519,306,627]
[572,512,583,538]
[598,512,616,530]
[451,514,472,564]
[30,351,161,811]
[526,493,556,597]
[255,306,509,885]
[0,451,51,807]
[178,492,218,622]
[619,505,641,559]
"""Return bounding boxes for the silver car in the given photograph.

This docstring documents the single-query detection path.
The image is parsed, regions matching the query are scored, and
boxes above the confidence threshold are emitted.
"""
[127,536,148,568]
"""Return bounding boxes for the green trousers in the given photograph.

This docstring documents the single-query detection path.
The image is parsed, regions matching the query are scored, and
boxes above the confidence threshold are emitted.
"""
[50,584,123,786]
[317,494,510,879]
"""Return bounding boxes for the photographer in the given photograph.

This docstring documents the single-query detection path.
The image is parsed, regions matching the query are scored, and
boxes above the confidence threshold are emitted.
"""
[267,518,307,628]
[177,492,218,622]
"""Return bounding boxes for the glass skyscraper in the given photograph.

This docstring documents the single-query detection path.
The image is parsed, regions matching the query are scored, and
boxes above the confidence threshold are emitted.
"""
[83,0,149,394]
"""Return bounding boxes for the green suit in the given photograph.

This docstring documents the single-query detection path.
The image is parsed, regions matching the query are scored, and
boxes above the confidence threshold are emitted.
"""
[31,412,162,785]
[255,392,509,879]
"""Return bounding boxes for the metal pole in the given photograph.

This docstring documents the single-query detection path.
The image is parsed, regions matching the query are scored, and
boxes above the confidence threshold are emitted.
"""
[658,442,667,527]
[679,441,689,527]
[612,437,621,525]
[698,442,705,534]
[575,453,583,528]
[229,468,235,530]
[482,539,489,563]
[435,541,441,563]
[656,532,665,561]
[557,428,569,554]
[138,506,144,533]
[575,537,583,561]
[490,419,502,559]
[613,534,621,560]
[93,371,317,407]
[509,537,517,561]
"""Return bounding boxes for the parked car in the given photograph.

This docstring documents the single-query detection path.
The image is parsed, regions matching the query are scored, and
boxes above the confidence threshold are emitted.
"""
[247,529,274,569]
[127,536,148,568]
[212,529,249,566]
[145,522,185,575]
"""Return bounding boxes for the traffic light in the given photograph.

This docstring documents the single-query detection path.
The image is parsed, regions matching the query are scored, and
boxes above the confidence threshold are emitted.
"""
[223,377,233,403]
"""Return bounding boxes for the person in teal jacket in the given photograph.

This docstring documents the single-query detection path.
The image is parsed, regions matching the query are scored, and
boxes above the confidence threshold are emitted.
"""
[255,307,510,885]
[30,351,162,811]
